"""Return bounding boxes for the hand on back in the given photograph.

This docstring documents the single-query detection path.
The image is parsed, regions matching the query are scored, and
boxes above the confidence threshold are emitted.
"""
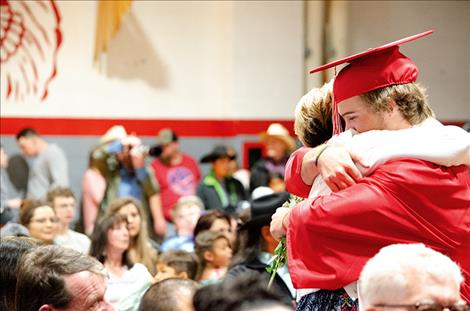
[317,145,363,192]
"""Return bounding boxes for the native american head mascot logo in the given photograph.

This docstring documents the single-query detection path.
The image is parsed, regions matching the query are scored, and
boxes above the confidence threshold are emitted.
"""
[1,0,62,102]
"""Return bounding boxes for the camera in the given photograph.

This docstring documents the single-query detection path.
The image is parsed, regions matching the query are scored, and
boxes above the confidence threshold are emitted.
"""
[129,145,162,157]
[148,145,162,157]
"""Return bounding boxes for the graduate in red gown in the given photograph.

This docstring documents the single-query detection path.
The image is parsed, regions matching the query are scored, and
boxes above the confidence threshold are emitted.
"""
[270,30,470,308]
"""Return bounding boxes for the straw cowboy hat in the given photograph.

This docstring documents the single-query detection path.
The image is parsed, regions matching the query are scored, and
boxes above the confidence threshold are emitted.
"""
[99,125,127,145]
[260,123,295,151]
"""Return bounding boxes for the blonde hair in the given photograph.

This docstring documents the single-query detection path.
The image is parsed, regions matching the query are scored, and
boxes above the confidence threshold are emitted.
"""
[171,195,204,219]
[361,82,434,125]
[294,80,334,147]
[106,197,157,274]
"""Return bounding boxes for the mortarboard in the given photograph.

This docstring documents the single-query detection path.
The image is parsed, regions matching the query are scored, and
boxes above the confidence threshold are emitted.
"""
[309,30,433,134]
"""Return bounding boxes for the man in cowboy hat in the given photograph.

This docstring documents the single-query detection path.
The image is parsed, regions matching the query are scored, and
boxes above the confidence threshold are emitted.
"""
[196,145,248,215]
[249,123,295,193]
[269,30,470,306]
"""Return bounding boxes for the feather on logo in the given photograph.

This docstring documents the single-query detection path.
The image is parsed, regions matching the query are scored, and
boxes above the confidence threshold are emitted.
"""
[1,0,62,102]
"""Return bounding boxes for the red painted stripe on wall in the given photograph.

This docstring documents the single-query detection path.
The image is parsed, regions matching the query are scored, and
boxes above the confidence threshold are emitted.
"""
[0,117,296,137]
[1,117,466,137]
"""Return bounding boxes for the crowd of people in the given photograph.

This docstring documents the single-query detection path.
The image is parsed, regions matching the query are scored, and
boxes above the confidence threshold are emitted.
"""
[0,119,299,310]
[1,120,294,237]
[1,30,470,311]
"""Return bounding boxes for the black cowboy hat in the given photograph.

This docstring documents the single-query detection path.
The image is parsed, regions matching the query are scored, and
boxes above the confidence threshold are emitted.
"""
[200,145,236,163]
[241,191,290,229]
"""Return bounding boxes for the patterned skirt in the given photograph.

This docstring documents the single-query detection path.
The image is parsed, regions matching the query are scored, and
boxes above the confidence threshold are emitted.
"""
[296,288,358,311]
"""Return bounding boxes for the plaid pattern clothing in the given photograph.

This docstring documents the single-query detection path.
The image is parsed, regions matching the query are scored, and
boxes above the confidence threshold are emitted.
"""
[296,289,358,311]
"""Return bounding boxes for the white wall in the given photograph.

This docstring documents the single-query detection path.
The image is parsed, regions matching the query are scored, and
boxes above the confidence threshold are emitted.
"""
[1,1,304,120]
[2,1,468,121]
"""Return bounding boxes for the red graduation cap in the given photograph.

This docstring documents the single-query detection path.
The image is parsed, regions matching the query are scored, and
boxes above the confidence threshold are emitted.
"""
[310,30,433,134]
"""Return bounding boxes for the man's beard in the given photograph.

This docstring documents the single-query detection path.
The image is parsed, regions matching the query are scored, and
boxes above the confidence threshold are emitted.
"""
[160,154,172,165]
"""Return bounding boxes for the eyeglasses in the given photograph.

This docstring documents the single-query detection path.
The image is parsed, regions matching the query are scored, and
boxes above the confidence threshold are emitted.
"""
[30,217,58,224]
[374,301,470,311]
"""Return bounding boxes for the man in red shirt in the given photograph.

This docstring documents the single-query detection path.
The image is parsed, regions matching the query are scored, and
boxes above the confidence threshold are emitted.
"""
[270,30,470,305]
[151,128,201,224]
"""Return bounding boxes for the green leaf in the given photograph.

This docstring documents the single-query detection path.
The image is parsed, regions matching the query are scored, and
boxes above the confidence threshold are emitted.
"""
[266,195,302,289]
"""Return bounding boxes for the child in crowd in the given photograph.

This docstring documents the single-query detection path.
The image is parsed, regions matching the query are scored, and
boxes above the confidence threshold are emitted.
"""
[154,250,199,282]
[193,210,236,247]
[195,230,232,285]
[47,187,91,254]
[160,195,203,253]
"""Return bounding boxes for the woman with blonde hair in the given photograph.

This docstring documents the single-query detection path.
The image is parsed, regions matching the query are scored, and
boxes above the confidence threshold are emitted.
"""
[106,197,158,274]
[294,79,334,149]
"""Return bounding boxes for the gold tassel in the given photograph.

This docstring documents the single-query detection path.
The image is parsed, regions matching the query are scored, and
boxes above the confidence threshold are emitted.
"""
[93,0,133,64]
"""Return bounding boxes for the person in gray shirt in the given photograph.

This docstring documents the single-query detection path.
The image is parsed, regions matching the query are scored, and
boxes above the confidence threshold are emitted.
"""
[1,145,22,223]
[16,128,69,200]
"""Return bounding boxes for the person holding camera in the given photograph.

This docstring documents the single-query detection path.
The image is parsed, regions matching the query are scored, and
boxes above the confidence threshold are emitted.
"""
[91,125,166,241]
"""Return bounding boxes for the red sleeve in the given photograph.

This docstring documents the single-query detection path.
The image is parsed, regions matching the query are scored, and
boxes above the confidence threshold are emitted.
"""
[286,159,470,302]
[284,147,313,198]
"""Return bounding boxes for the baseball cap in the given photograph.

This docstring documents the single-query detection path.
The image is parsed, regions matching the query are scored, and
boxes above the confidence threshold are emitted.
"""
[156,128,178,146]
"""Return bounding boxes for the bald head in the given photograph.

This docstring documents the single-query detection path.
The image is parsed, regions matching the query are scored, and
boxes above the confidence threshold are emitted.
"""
[139,278,199,311]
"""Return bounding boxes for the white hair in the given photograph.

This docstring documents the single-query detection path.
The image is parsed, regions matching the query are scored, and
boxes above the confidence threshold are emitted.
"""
[358,243,464,308]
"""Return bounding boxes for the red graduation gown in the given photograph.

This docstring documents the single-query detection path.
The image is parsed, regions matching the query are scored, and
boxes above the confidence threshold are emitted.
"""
[285,147,313,198]
[286,158,470,302]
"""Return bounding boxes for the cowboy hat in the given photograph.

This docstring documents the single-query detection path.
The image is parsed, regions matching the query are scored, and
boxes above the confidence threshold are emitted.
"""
[260,123,295,151]
[99,125,127,145]
[200,145,236,163]
[241,191,290,229]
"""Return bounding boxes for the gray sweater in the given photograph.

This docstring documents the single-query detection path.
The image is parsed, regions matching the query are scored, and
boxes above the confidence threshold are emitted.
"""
[27,143,69,200]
